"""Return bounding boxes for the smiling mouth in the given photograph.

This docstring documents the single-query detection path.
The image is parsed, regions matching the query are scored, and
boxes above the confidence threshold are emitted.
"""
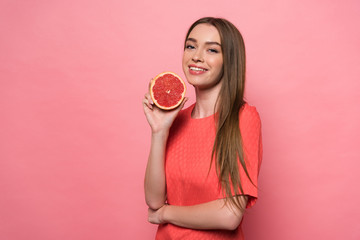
[189,66,207,72]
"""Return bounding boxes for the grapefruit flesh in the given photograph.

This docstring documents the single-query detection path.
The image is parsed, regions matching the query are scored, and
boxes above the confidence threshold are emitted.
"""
[150,72,186,110]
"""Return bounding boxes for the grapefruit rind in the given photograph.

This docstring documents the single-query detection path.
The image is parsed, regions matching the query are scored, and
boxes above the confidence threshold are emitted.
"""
[150,71,186,110]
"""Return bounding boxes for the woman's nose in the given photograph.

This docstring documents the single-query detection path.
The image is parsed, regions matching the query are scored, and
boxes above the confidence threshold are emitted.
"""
[192,50,204,63]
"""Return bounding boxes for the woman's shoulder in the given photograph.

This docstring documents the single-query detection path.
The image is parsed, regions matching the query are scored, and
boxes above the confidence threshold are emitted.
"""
[240,103,261,126]
[171,103,194,126]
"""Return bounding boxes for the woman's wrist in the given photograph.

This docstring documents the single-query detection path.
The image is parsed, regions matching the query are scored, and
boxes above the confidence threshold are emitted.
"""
[151,130,169,140]
[160,204,170,224]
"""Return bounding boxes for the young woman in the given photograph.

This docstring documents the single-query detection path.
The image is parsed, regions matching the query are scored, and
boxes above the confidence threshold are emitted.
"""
[143,17,262,239]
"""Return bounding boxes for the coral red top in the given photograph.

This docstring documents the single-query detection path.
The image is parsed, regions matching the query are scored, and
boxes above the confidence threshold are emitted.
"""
[155,103,263,240]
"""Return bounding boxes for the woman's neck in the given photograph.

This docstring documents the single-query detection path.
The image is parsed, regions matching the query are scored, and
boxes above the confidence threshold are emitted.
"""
[192,84,221,119]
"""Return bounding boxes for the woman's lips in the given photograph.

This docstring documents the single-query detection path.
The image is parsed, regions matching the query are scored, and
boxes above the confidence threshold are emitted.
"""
[188,65,208,75]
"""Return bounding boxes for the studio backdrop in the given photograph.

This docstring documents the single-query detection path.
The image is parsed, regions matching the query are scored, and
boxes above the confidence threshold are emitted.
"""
[0,0,359,239]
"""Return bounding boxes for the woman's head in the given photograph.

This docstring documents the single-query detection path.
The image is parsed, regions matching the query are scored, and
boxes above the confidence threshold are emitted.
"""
[182,23,224,90]
[183,17,246,105]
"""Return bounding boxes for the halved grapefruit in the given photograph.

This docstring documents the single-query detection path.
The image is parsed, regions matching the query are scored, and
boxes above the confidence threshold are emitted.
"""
[150,72,186,110]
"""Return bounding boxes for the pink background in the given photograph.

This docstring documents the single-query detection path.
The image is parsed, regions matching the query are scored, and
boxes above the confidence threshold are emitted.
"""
[1,0,359,239]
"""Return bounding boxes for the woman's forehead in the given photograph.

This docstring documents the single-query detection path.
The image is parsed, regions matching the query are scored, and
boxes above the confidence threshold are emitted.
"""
[187,24,221,44]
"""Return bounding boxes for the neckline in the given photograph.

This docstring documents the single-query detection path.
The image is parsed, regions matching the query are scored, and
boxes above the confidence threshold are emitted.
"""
[188,103,216,120]
[187,102,249,120]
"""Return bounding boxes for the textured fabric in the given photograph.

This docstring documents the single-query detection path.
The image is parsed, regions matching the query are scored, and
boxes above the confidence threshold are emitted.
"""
[155,103,262,240]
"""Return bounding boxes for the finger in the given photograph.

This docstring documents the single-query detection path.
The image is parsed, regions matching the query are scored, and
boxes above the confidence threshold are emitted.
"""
[147,78,154,105]
[147,208,155,224]
[176,97,188,111]
[144,93,154,106]
[181,97,188,108]
[143,97,153,110]
[144,93,154,105]
[148,78,153,89]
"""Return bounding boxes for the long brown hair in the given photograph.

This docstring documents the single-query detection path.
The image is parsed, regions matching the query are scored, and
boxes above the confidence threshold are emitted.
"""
[184,17,253,211]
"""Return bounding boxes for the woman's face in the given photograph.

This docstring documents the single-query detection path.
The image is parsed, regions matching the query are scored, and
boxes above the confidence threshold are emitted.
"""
[182,23,223,90]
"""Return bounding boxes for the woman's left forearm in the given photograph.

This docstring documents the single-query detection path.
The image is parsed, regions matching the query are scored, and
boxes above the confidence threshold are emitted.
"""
[149,196,247,231]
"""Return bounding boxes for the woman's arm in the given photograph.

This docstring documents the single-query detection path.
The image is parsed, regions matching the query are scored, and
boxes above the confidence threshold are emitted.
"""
[144,131,168,210]
[148,196,248,230]
[143,93,188,210]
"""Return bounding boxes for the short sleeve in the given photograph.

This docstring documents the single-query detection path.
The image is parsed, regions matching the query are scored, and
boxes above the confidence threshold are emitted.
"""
[238,104,263,208]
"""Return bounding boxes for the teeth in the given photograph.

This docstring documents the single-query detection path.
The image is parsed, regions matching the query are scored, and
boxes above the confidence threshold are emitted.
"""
[190,67,206,71]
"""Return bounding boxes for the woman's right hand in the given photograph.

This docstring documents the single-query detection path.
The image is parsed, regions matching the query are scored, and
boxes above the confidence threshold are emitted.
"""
[143,92,187,134]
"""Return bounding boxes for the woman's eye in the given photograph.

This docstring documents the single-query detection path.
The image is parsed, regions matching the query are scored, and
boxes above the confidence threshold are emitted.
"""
[185,45,195,49]
[208,48,219,53]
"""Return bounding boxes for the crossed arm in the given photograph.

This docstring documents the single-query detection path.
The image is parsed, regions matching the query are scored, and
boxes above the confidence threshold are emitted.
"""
[147,195,248,231]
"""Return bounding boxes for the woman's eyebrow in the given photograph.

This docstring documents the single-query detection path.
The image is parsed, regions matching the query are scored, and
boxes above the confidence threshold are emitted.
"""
[186,38,221,46]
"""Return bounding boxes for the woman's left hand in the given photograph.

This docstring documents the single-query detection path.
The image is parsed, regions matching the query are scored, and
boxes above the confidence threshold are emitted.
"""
[148,205,167,225]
